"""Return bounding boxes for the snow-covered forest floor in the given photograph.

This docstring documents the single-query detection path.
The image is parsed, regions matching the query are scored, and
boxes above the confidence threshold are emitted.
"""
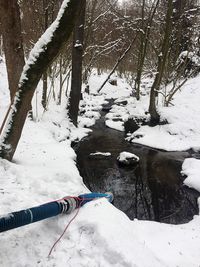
[1,60,200,267]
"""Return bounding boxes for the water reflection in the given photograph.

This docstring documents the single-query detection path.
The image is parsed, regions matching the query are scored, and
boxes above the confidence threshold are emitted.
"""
[75,108,199,224]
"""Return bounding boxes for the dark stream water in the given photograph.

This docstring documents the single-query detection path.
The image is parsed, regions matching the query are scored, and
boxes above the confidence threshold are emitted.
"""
[74,102,199,224]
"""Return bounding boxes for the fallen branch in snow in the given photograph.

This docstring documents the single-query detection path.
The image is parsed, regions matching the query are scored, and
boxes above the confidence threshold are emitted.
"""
[97,37,136,93]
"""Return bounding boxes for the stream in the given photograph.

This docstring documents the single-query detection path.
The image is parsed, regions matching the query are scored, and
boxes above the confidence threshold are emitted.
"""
[74,101,199,224]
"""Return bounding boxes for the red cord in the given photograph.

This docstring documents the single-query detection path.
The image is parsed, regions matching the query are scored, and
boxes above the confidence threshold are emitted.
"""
[48,195,108,257]
[48,198,83,257]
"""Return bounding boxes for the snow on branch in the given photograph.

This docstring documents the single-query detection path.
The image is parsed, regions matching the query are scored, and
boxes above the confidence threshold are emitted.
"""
[0,0,80,160]
[20,0,70,85]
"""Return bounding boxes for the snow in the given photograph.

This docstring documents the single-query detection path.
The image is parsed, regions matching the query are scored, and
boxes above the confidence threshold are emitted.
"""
[88,71,131,99]
[74,42,83,49]
[0,58,9,125]
[179,51,200,66]
[105,119,124,131]
[182,158,200,192]
[131,75,200,151]
[102,74,200,152]
[20,0,70,84]
[90,152,111,157]
[1,59,200,266]
[0,0,71,146]
[117,151,139,163]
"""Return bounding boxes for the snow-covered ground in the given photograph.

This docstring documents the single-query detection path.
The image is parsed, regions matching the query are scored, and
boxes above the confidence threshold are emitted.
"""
[103,75,200,152]
[1,61,200,266]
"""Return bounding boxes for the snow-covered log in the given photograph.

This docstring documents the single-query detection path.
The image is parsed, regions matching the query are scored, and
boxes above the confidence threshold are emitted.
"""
[0,0,82,161]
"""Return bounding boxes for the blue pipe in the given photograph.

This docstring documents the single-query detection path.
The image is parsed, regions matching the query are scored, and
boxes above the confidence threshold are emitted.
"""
[0,192,113,233]
[0,202,62,233]
[78,192,113,205]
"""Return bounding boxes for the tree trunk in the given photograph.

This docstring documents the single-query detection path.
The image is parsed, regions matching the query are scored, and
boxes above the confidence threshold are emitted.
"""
[68,0,86,126]
[135,0,159,100]
[42,72,48,110]
[41,0,49,109]
[135,0,145,101]
[58,55,63,105]
[0,36,3,56]
[148,0,173,125]
[0,0,82,161]
[0,0,25,100]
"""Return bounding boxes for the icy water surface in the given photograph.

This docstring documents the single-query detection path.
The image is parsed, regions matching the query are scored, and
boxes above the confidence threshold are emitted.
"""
[74,102,199,224]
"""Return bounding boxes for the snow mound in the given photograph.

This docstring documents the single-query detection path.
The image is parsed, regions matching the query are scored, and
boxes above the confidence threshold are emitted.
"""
[105,120,124,131]
[90,152,111,156]
[182,158,200,193]
[117,151,139,166]
[132,75,200,151]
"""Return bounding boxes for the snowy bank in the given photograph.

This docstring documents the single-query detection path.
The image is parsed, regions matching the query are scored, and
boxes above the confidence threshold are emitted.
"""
[182,158,200,193]
[1,64,200,266]
[132,75,200,150]
[101,74,200,152]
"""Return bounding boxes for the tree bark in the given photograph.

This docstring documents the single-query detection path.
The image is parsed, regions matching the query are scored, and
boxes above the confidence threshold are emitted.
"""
[58,55,63,105]
[135,0,145,101]
[0,0,25,100]
[148,0,173,125]
[42,0,49,109]
[42,72,48,110]
[68,0,86,126]
[0,0,82,161]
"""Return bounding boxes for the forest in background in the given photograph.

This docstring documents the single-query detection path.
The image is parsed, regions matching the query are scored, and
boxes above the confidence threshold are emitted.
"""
[0,0,200,161]
[1,3,200,265]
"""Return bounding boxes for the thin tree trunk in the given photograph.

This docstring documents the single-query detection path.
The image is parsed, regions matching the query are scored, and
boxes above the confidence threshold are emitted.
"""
[58,55,63,105]
[42,0,49,109]
[68,0,86,126]
[98,39,135,93]
[0,0,25,100]
[0,0,82,161]
[135,0,159,100]
[0,36,3,56]
[135,0,145,101]
[42,72,48,109]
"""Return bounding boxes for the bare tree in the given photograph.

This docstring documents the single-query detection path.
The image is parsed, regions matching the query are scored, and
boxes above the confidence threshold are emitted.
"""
[0,0,82,161]
[148,0,173,124]
[68,0,86,126]
[41,0,50,110]
[134,0,159,100]
[0,0,25,100]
